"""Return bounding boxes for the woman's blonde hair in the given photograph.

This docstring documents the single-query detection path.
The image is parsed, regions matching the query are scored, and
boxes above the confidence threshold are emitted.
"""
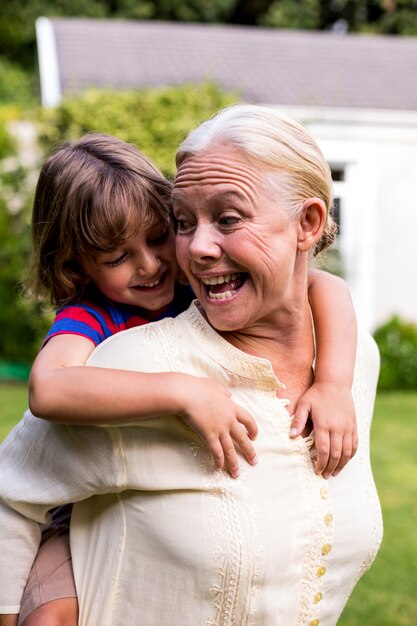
[176,104,336,255]
[30,133,172,306]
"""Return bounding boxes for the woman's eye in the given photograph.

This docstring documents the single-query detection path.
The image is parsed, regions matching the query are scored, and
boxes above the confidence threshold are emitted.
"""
[105,252,128,267]
[218,215,239,226]
[175,218,193,233]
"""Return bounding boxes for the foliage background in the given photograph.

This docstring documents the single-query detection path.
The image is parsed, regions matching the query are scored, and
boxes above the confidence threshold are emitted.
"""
[0,113,49,364]
[374,316,417,390]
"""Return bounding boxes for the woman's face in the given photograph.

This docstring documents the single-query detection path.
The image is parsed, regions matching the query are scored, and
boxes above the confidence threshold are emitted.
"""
[173,144,304,333]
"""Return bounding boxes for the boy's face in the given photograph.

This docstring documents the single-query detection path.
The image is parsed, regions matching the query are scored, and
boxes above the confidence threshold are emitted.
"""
[83,222,178,311]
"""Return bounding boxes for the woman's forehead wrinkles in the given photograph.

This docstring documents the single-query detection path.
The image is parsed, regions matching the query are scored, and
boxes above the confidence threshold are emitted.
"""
[176,154,265,183]
[174,172,259,195]
[174,157,265,198]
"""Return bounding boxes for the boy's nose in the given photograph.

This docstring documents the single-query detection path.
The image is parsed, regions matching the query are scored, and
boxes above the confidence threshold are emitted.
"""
[136,249,161,277]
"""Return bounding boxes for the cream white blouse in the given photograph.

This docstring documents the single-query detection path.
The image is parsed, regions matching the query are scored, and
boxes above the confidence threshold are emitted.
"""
[0,302,383,626]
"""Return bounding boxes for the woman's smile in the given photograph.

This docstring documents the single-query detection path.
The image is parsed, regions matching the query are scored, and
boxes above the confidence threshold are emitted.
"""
[200,272,248,300]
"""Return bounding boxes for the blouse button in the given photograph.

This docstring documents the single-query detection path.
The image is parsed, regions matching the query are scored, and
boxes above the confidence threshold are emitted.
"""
[310,619,320,626]
[322,543,332,555]
[324,513,333,525]
[317,566,326,577]
[320,487,328,499]
[314,592,323,603]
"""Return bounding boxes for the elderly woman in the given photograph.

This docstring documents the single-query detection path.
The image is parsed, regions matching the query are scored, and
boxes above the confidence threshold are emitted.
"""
[0,105,382,626]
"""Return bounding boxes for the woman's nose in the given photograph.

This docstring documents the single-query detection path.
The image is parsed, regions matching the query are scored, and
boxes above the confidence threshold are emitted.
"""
[188,224,221,262]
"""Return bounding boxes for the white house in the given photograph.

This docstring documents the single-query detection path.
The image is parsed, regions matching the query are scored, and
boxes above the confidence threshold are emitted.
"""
[36,17,417,331]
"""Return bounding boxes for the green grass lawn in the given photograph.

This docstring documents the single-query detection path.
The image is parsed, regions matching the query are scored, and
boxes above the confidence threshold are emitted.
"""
[0,386,416,625]
[0,382,29,440]
[338,392,417,626]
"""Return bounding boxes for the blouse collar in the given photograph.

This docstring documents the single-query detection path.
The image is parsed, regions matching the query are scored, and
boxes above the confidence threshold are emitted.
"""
[182,301,285,389]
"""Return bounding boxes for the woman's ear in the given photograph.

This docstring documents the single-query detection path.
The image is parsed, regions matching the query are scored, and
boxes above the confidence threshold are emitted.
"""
[297,197,327,252]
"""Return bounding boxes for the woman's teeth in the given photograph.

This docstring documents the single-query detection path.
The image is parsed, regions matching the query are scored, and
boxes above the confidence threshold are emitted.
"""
[201,273,239,286]
[201,273,243,299]
[208,289,236,300]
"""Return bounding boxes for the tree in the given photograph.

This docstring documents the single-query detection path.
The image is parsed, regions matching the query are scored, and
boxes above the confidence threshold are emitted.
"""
[259,0,322,29]
[1,0,416,74]
[259,0,417,35]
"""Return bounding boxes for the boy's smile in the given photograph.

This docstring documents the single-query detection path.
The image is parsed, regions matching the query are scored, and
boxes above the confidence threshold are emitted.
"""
[83,226,178,310]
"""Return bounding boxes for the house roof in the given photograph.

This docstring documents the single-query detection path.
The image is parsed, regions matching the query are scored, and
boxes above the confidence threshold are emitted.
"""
[37,17,417,111]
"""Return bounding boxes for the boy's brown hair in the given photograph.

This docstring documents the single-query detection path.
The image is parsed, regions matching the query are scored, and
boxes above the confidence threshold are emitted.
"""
[30,133,172,306]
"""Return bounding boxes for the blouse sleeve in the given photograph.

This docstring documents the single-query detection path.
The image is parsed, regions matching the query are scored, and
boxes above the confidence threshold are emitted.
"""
[0,411,127,613]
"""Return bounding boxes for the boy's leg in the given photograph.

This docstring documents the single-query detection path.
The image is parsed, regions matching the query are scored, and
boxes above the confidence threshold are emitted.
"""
[21,599,78,626]
[0,616,18,626]
[18,527,78,626]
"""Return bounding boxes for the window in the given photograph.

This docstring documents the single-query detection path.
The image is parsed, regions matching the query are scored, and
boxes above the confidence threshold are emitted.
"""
[316,166,347,277]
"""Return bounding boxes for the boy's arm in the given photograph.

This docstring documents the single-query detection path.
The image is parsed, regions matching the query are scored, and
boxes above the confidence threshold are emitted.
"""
[30,335,243,425]
[29,335,258,479]
[308,269,357,387]
[291,269,358,478]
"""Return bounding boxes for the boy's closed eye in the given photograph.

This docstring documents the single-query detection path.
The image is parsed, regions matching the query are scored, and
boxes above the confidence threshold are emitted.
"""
[103,251,128,267]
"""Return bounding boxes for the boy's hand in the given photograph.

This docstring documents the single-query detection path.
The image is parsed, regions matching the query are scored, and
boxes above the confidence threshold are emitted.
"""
[289,382,358,479]
[179,377,258,479]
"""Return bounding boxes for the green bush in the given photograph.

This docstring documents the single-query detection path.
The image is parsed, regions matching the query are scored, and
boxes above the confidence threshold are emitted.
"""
[0,56,36,109]
[0,164,51,364]
[373,316,417,391]
[0,110,52,365]
[38,82,238,176]
[0,104,22,159]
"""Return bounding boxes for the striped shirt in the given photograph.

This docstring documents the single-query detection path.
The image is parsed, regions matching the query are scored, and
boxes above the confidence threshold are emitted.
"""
[44,285,194,347]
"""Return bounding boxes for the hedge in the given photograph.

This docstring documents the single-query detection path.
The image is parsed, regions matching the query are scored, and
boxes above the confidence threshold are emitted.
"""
[373,316,417,391]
